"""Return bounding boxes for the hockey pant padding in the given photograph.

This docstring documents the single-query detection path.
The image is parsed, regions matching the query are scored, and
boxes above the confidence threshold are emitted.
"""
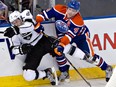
[23,69,46,81]
[63,44,108,70]
[63,44,85,59]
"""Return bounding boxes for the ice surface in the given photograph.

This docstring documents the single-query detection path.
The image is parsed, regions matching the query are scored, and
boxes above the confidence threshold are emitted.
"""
[36,78,107,87]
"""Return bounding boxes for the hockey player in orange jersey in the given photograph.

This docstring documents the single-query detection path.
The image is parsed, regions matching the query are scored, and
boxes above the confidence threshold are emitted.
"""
[35,0,113,82]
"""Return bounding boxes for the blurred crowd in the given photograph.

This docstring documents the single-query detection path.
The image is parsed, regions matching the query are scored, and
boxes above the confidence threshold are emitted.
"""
[0,0,33,25]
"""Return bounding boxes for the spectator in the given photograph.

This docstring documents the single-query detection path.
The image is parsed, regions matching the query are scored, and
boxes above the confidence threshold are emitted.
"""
[3,0,18,11]
[21,0,33,12]
[0,0,8,24]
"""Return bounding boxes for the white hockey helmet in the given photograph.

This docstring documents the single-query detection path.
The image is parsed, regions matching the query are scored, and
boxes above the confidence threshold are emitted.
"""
[9,11,21,23]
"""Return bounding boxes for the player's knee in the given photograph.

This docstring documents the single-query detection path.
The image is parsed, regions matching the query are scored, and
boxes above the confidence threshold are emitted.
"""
[63,44,72,54]
[63,44,85,59]
[23,69,37,81]
[92,54,102,65]
[63,44,77,57]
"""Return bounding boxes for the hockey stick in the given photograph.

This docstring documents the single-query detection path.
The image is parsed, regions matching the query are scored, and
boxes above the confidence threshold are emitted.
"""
[0,31,4,34]
[36,5,44,12]
[66,57,92,87]
[51,67,59,85]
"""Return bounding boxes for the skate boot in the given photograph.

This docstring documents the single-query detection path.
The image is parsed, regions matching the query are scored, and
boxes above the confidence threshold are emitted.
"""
[105,65,113,82]
[59,66,70,82]
[44,67,58,85]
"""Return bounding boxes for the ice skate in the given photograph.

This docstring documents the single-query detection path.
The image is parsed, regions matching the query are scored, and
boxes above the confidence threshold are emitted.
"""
[44,67,58,85]
[58,65,70,82]
[105,65,113,82]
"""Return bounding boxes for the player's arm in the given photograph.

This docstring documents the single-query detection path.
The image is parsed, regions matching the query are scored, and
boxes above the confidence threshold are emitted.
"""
[34,23,44,33]
[54,34,72,56]
[36,4,66,23]
[54,21,73,56]
[36,6,57,23]
[11,37,33,55]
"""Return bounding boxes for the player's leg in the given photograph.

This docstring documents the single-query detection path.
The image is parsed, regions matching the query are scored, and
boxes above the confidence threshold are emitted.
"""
[47,35,70,82]
[23,67,57,85]
[22,37,58,85]
[83,38,113,82]
[63,38,113,82]
[55,54,70,82]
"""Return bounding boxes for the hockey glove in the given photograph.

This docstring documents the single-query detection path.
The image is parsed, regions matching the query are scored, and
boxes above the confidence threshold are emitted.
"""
[19,44,33,55]
[4,26,19,38]
[54,43,65,56]
[34,23,44,33]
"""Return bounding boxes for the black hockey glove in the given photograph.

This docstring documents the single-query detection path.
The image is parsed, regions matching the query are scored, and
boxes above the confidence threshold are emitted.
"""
[19,44,33,55]
[4,26,19,38]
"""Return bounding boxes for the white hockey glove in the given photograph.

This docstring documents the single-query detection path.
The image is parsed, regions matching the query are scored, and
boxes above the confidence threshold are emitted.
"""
[19,44,33,55]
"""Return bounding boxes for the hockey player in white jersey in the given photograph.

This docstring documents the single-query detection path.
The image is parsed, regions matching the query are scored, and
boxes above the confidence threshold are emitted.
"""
[4,10,59,85]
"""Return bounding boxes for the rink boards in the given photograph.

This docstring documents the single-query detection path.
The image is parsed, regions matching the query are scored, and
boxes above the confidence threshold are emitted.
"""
[0,17,116,87]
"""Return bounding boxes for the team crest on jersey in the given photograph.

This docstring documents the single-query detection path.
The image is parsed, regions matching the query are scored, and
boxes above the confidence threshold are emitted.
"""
[21,32,32,40]
[74,28,79,33]
[26,11,30,16]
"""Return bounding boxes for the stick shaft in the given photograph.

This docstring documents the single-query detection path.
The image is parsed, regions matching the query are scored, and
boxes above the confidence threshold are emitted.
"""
[66,58,92,87]
[0,31,4,34]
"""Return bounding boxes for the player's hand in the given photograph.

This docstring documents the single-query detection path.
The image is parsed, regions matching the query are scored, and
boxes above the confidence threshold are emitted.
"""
[19,44,33,55]
[34,23,44,33]
[54,43,65,56]
[4,26,19,38]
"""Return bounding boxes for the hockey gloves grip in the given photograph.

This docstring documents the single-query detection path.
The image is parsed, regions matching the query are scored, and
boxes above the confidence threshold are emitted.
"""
[19,44,33,55]
[54,43,65,56]
[4,26,19,38]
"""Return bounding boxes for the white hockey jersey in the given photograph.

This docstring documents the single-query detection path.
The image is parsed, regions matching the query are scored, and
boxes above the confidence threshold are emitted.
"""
[11,22,43,55]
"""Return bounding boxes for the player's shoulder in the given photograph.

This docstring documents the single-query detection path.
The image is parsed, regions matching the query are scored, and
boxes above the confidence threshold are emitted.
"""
[54,4,67,14]
[20,22,34,29]
[71,13,84,26]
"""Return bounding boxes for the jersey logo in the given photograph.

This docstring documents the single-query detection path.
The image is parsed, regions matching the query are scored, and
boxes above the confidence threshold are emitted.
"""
[21,32,32,40]
[26,11,30,16]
